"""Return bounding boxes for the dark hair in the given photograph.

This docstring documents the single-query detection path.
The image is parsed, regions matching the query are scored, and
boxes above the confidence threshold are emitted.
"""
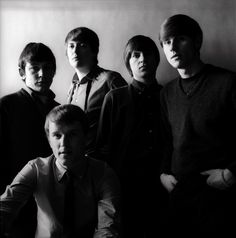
[44,104,89,137]
[159,14,203,50]
[124,35,160,76]
[65,27,99,64]
[18,42,56,79]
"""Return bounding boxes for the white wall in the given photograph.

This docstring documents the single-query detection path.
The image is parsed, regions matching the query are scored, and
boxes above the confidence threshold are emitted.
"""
[1,0,236,103]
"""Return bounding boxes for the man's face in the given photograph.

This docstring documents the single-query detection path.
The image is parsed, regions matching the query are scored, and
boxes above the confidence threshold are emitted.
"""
[23,61,54,93]
[129,50,157,83]
[48,121,85,169]
[66,40,95,69]
[162,35,198,70]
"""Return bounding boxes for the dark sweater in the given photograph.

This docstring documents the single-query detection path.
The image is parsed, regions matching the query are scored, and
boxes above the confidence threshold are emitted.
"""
[160,64,236,180]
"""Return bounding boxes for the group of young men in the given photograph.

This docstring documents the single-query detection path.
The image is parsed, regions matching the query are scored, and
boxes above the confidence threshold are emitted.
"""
[1,14,236,238]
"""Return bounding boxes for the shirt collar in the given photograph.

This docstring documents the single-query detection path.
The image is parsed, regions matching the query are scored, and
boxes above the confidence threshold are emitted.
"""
[54,155,88,182]
[23,86,56,103]
[131,78,160,93]
[72,65,101,84]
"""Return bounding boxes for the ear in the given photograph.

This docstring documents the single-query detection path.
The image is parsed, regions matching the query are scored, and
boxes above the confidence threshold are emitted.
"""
[194,36,202,51]
[19,67,24,76]
[19,68,26,81]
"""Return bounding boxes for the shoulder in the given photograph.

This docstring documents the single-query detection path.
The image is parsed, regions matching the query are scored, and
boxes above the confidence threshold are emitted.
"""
[0,89,24,103]
[106,85,130,98]
[98,67,122,79]
[30,155,54,171]
[161,77,179,96]
[87,156,115,178]
[103,85,131,107]
[0,89,29,111]
[97,66,127,87]
[205,64,236,90]
[206,64,236,78]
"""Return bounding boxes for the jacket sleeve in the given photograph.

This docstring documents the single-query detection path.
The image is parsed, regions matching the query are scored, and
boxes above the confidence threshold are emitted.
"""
[160,89,173,175]
[226,74,236,175]
[106,71,127,90]
[0,99,9,193]
[95,92,114,162]
[94,164,121,238]
[0,160,37,234]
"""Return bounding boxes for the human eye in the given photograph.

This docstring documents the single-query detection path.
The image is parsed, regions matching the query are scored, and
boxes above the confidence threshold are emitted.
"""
[132,51,141,58]
[163,39,172,46]
[52,132,61,139]
[79,42,87,48]
[177,35,188,43]
[68,43,75,49]
[29,64,40,73]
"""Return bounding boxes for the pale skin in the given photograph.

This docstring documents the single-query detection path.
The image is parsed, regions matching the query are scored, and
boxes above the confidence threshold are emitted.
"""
[161,35,235,192]
[66,40,96,81]
[129,50,158,85]
[48,120,86,170]
[22,61,55,94]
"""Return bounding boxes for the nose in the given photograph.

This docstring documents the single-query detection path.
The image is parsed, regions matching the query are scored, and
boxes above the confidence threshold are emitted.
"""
[139,52,145,61]
[60,135,70,147]
[170,39,178,52]
[37,68,44,77]
[60,135,67,146]
[74,44,82,54]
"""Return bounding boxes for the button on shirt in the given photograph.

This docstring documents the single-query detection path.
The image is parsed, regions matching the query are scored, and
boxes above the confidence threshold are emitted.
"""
[0,155,121,238]
[67,66,127,153]
[127,79,162,165]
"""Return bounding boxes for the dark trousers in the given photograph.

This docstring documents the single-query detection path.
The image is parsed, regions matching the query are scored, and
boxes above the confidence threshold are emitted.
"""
[166,175,236,237]
[121,172,168,238]
[10,196,37,238]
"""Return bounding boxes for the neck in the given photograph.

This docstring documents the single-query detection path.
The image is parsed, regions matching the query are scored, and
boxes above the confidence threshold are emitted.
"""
[134,75,156,85]
[177,60,205,79]
[75,64,95,81]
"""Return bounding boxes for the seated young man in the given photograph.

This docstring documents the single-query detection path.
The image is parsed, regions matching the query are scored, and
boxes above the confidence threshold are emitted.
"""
[0,104,121,238]
[0,42,59,237]
[65,27,127,154]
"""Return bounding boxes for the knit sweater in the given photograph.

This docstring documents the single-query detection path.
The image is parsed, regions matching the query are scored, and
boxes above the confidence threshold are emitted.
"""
[160,64,236,180]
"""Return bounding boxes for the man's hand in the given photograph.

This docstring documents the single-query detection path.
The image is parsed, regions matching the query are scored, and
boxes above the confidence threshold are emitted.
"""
[201,169,235,190]
[160,173,178,193]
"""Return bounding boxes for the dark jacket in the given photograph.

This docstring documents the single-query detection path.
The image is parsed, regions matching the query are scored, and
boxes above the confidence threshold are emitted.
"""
[0,88,59,193]
[96,80,163,178]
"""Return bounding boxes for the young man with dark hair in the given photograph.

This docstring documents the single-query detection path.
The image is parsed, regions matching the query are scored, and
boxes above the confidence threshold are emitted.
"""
[0,104,121,238]
[0,42,59,237]
[96,35,167,238]
[159,14,236,236]
[65,27,127,154]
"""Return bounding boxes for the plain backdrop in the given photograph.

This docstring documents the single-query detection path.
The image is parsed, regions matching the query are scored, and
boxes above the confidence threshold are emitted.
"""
[0,0,236,103]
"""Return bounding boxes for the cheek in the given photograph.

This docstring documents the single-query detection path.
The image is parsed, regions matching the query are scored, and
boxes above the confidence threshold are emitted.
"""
[163,48,171,58]
[25,75,34,86]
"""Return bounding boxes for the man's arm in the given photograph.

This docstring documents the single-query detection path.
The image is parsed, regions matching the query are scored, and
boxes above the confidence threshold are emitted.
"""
[95,93,114,162]
[0,161,36,234]
[94,164,121,238]
[159,89,178,192]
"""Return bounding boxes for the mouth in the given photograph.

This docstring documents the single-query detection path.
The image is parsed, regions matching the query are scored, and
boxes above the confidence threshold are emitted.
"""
[72,56,79,61]
[139,64,148,70]
[36,81,48,87]
[171,54,181,60]
[59,150,72,156]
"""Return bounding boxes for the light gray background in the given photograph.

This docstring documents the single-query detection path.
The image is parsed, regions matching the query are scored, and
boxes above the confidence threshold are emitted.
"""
[1,0,236,103]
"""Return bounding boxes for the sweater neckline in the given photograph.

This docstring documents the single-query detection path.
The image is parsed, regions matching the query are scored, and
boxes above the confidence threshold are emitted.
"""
[178,65,208,97]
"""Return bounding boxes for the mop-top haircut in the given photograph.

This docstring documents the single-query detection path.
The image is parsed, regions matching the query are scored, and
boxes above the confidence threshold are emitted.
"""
[124,35,160,76]
[159,14,203,51]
